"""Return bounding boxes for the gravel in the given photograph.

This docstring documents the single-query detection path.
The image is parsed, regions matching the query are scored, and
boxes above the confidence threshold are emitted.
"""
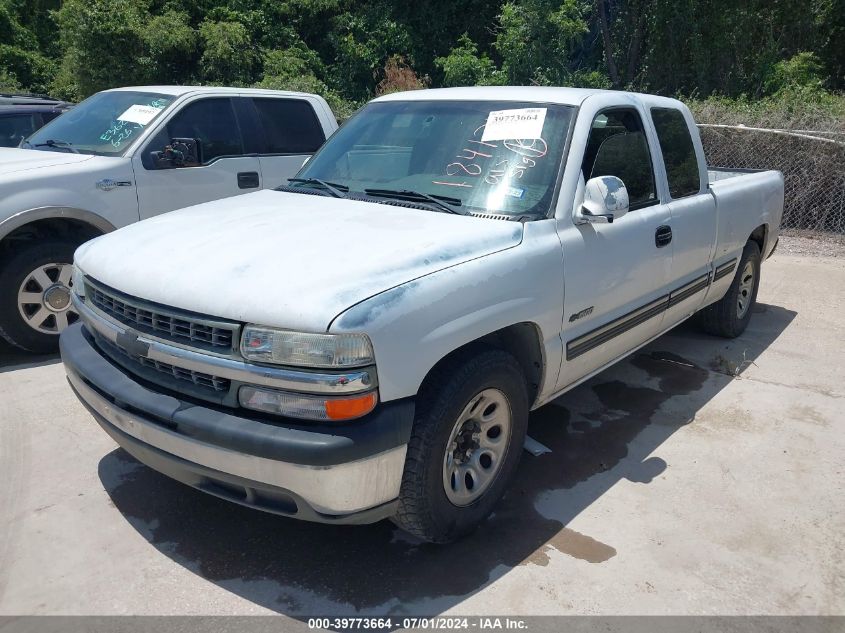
[776,231,845,258]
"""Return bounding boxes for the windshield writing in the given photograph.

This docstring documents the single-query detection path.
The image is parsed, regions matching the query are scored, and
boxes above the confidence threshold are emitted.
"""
[25,92,173,156]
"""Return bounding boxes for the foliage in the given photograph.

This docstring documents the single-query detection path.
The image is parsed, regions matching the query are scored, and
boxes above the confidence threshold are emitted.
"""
[435,34,503,87]
[765,52,827,96]
[198,19,255,86]
[496,0,590,85]
[375,55,428,96]
[0,0,840,117]
[53,0,150,98]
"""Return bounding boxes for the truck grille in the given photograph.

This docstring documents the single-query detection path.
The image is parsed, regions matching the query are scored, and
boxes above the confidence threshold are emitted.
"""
[86,280,238,353]
[99,337,231,393]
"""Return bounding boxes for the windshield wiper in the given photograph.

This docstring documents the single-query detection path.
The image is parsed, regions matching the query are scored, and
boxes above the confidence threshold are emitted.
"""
[363,188,468,215]
[29,139,80,154]
[287,178,348,198]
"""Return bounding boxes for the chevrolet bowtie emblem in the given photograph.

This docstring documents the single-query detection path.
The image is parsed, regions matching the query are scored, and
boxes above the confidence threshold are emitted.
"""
[96,179,132,192]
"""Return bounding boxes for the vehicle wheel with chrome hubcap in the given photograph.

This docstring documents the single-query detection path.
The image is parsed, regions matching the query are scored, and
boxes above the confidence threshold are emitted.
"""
[695,239,761,339]
[17,262,79,335]
[0,240,79,353]
[393,348,529,543]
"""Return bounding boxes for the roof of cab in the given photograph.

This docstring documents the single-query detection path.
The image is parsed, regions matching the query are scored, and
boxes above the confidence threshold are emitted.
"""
[372,86,689,111]
[103,85,323,99]
[372,86,609,106]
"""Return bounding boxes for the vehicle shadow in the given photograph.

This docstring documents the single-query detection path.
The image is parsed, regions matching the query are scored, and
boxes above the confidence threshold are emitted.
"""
[98,303,796,615]
[0,340,59,373]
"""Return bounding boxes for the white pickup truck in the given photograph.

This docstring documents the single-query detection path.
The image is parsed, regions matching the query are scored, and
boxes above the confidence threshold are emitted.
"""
[0,86,337,352]
[60,87,783,543]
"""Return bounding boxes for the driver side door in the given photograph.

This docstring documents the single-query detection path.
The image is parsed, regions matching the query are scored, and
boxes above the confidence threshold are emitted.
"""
[555,106,674,389]
[132,96,262,219]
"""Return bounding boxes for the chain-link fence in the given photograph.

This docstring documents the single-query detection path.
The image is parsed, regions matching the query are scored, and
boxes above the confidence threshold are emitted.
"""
[697,124,845,234]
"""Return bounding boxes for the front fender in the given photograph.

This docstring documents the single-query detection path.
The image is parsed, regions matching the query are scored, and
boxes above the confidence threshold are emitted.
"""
[330,220,566,404]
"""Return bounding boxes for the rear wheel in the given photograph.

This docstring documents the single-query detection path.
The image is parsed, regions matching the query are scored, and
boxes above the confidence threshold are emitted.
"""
[393,348,529,543]
[0,240,80,353]
[696,240,761,338]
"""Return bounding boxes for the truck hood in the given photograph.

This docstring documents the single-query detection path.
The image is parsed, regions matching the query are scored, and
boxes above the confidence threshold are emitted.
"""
[75,189,524,331]
[0,147,94,174]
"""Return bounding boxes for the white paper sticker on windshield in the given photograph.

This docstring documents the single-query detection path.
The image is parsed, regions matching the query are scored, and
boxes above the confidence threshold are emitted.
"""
[117,104,163,126]
[481,107,547,142]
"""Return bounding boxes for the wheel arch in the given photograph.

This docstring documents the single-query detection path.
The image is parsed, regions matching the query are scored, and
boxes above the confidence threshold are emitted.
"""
[0,207,116,257]
[748,223,768,255]
[418,322,546,409]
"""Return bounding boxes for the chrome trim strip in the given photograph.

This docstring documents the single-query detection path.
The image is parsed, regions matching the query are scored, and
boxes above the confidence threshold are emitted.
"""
[714,258,738,281]
[73,295,377,395]
[567,294,669,360]
[67,370,404,514]
[668,273,711,307]
[566,268,717,361]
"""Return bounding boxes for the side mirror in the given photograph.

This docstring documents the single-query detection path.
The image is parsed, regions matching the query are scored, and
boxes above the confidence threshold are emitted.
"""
[577,175,629,224]
[150,137,201,169]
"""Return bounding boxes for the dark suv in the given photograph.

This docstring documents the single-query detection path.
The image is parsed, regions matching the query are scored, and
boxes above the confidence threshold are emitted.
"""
[0,93,74,148]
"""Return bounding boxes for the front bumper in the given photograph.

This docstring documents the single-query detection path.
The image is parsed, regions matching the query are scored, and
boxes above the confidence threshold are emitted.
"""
[60,323,414,523]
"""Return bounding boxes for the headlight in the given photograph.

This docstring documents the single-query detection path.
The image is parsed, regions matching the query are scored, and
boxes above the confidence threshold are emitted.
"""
[240,326,374,368]
[71,264,86,298]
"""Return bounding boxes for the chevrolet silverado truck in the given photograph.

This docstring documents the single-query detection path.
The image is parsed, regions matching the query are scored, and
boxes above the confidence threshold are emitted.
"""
[0,86,337,353]
[60,87,783,543]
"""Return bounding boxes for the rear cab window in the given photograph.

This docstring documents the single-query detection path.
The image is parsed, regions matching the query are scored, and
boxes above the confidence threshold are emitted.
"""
[253,98,326,154]
[651,107,701,198]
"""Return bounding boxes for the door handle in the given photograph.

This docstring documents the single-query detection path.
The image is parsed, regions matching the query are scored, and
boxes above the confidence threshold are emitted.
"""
[237,171,260,189]
[655,225,672,248]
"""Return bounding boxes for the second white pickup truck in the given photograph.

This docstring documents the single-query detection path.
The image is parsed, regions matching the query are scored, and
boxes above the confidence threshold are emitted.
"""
[61,87,783,543]
[0,86,337,352]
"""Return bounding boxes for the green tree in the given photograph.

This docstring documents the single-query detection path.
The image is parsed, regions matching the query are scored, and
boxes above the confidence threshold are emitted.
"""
[198,19,256,85]
[435,33,503,87]
[53,0,150,98]
[496,0,590,85]
[0,0,55,93]
[140,10,199,85]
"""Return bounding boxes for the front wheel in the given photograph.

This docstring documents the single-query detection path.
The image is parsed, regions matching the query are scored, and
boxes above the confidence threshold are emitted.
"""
[392,348,529,543]
[696,240,761,338]
[0,240,80,353]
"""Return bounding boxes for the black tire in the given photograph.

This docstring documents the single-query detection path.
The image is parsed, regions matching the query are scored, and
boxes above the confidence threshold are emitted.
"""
[392,347,529,543]
[0,239,78,354]
[696,240,761,338]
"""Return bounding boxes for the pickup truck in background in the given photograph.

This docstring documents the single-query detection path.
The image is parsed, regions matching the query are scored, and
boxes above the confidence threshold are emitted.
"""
[0,86,337,352]
[61,87,784,543]
[0,92,74,148]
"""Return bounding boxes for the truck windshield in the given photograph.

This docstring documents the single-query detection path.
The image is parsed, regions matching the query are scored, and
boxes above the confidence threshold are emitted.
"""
[22,91,173,157]
[294,100,575,218]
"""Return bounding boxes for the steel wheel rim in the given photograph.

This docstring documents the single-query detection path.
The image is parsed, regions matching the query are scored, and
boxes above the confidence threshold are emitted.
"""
[17,263,79,335]
[736,260,755,319]
[442,388,512,507]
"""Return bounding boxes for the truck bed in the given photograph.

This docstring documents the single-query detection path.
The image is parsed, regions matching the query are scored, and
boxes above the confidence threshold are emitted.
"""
[707,167,785,261]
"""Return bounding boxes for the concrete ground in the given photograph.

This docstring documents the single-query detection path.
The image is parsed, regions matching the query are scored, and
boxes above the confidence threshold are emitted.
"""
[0,250,843,618]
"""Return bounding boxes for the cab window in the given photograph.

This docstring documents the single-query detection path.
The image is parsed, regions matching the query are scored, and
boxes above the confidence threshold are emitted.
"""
[253,98,325,154]
[144,98,244,168]
[0,114,36,147]
[651,107,701,198]
[581,108,657,209]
